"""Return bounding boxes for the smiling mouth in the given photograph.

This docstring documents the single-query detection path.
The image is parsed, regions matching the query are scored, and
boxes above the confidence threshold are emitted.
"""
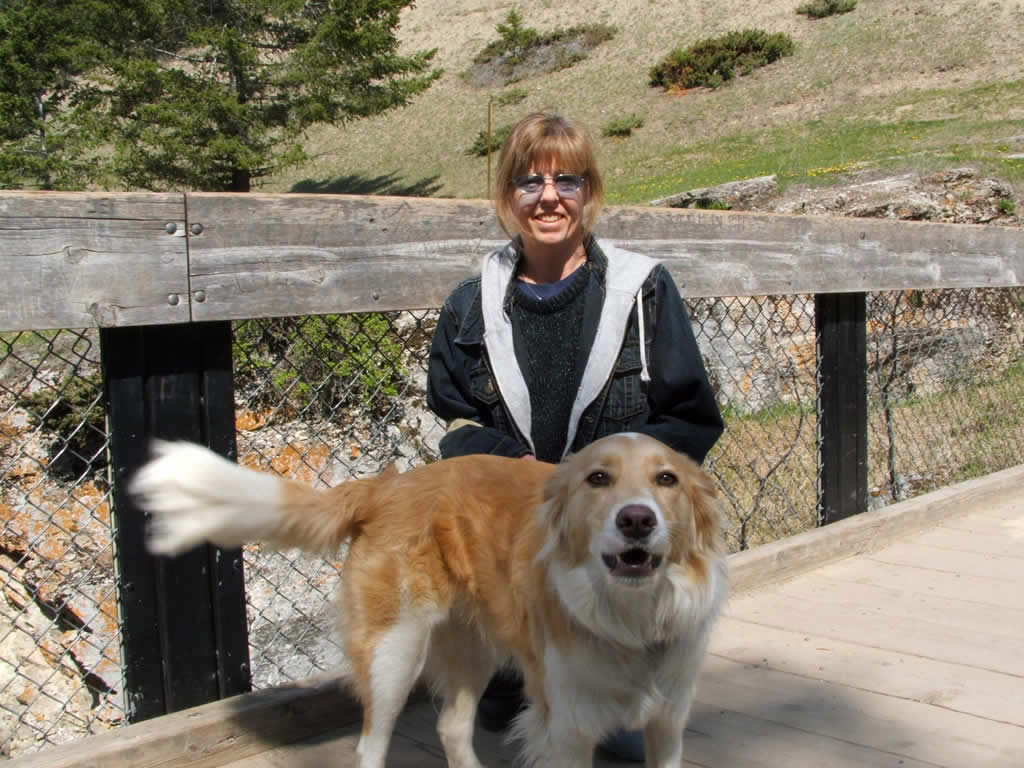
[601,549,663,579]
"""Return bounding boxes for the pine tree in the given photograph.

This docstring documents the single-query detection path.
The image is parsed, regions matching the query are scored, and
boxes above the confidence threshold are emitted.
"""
[0,0,440,192]
[0,0,119,189]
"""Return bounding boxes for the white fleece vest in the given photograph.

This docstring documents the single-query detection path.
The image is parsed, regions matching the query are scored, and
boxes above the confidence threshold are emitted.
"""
[480,237,658,459]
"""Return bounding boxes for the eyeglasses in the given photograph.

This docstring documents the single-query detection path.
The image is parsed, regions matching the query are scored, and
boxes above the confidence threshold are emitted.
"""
[513,173,586,204]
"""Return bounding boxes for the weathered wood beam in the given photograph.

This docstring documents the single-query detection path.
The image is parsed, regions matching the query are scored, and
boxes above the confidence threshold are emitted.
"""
[0,193,190,331]
[3,191,1022,330]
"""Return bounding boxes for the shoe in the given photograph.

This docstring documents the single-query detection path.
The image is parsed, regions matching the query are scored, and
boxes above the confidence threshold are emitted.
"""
[597,729,645,762]
[476,692,526,732]
[476,671,526,732]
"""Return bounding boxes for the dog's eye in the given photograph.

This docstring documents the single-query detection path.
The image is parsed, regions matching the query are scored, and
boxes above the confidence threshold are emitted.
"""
[655,471,678,487]
[586,470,611,487]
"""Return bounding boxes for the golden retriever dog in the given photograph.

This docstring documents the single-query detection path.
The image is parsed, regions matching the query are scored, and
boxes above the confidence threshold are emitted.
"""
[131,432,726,768]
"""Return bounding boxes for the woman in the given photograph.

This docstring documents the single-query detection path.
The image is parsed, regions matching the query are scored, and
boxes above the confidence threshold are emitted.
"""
[426,112,723,761]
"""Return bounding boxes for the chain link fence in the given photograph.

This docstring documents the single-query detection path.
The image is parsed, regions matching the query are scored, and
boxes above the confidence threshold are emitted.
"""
[0,329,120,756]
[1,287,1023,756]
[865,288,1024,505]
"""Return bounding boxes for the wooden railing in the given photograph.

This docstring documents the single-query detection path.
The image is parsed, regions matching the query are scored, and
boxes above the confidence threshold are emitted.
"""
[3,191,1021,332]
[2,191,1023,726]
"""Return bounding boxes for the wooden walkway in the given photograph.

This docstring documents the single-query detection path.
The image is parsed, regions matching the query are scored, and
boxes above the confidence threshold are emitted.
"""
[223,492,1024,767]
[17,471,1024,768]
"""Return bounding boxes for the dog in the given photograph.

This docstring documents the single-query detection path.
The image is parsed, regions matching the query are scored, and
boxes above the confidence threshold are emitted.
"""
[131,432,727,768]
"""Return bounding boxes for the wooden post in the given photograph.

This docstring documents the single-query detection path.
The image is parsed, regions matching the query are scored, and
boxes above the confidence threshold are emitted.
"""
[815,292,868,525]
[101,322,251,722]
[486,97,494,199]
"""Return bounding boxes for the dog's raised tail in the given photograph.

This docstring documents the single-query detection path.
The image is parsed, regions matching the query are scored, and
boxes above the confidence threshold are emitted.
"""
[131,440,375,557]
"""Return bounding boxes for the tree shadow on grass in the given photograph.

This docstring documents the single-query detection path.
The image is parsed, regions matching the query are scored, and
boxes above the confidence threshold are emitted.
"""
[291,172,445,197]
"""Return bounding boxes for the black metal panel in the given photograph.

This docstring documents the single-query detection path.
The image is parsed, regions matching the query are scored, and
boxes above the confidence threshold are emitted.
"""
[145,323,220,712]
[101,322,251,722]
[200,322,252,698]
[101,327,166,722]
[815,292,868,525]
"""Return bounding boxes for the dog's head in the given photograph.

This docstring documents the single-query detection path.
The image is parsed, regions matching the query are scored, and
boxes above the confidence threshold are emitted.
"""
[539,434,723,639]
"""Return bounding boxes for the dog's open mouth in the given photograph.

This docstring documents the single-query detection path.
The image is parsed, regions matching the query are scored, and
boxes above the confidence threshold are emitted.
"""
[601,549,663,579]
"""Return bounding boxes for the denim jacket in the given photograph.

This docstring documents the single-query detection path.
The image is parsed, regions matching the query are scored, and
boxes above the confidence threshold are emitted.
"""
[426,235,723,463]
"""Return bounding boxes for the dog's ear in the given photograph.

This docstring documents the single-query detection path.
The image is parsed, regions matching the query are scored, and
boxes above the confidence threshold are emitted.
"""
[687,464,721,552]
[540,459,571,530]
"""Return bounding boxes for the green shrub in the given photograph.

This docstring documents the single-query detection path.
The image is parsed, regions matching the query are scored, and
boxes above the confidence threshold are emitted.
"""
[487,9,539,64]
[796,0,857,18]
[694,199,732,210]
[466,123,514,157]
[494,87,528,106]
[649,29,796,90]
[574,23,617,48]
[232,314,406,421]
[554,49,587,71]
[602,113,645,138]
[469,13,616,84]
[999,197,1017,216]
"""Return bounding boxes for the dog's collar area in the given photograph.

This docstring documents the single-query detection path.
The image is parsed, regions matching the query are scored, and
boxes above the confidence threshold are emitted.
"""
[601,548,663,578]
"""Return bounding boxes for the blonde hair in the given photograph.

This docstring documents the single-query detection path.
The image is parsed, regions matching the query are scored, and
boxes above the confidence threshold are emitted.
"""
[493,112,605,237]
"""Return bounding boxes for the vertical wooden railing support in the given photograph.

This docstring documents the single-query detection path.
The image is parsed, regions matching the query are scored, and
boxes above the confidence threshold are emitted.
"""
[815,292,868,525]
[101,321,251,723]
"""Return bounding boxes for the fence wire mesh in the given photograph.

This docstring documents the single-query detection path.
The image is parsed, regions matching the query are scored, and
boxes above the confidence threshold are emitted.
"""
[1,287,1023,756]
[230,310,445,689]
[695,295,819,552]
[0,329,121,756]
[865,288,1024,505]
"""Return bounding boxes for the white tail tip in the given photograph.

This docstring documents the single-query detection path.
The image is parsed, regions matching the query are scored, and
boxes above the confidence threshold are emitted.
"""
[130,440,281,555]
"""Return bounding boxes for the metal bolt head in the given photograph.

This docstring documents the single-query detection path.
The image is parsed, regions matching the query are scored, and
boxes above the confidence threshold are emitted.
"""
[165,222,177,235]
[193,290,207,303]
[167,294,180,306]
[190,223,204,236]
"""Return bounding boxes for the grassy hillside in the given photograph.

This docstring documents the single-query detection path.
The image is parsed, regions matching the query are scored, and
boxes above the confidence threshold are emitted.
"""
[270,0,1024,204]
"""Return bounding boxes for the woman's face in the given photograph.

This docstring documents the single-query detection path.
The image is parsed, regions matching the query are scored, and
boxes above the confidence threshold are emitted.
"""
[512,156,588,254]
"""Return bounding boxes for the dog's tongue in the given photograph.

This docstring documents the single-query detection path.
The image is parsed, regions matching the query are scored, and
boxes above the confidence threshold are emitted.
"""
[620,548,650,566]
[603,549,662,577]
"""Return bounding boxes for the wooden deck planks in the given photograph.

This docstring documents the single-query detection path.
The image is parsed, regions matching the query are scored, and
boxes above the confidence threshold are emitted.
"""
[817,557,1020,610]
[763,573,1024,641]
[710,617,1024,727]
[867,540,1024,582]
[726,580,1024,671]
[227,493,1024,767]
[19,482,1023,768]
[219,730,447,768]
[699,646,1024,765]
[701,495,1024,765]
[216,495,1024,767]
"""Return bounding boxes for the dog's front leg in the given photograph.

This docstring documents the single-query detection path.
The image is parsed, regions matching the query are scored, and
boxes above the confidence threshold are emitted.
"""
[512,706,593,768]
[642,717,684,768]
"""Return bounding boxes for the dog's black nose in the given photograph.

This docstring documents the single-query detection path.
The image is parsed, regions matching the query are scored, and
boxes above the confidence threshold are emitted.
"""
[615,505,657,539]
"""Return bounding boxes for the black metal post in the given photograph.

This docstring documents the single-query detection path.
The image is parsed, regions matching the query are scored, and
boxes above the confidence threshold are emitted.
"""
[101,322,251,722]
[815,292,868,525]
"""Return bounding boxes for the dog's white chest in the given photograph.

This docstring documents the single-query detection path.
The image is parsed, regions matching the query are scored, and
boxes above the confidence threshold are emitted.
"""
[542,642,671,734]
